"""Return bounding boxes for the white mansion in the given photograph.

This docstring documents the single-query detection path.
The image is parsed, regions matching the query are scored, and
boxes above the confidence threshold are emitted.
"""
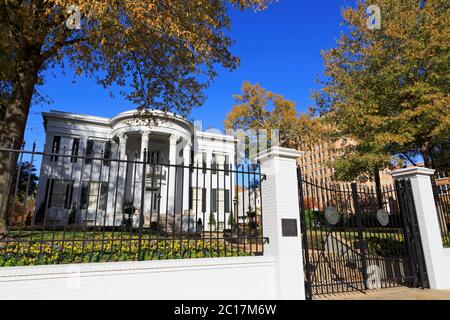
[35,110,251,231]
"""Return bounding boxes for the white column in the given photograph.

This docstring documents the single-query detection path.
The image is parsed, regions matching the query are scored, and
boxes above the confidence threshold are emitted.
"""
[140,131,150,160]
[256,147,305,300]
[116,134,128,215]
[391,167,450,289]
[168,134,178,214]
[119,134,128,158]
[183,141,192,213]
[136,131,150,212]
[71,136,88,210]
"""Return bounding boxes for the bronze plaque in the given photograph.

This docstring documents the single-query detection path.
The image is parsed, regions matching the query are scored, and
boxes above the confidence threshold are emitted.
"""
[281,219,298,237]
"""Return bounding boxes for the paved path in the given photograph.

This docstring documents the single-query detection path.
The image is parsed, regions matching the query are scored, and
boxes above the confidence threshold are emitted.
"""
[317,287,450,300]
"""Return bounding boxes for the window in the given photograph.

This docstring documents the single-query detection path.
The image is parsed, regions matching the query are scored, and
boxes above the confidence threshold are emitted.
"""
[47,179,73,209]
[71,138,80,163]
[211,189,230,213]
[51,136,61,162]
[152,192,160,211]
[224,155,230,176]
[150,151,161,164]
[193,152,207,174]
[80,181,108,211]
[191,187,207,213]
[202,152,207,174]
[85,140,94,164]
[190,149,195,172]
[103,141,112,166]
[212,153,226,175]
[211,153,217,174]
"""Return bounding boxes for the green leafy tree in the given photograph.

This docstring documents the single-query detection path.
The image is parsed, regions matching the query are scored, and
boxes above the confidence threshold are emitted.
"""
[11,161,38,202]
[227,213,235,227]
[313,0,450,182]
[208,213,217,231]
[225,81,323,150]
[0,0,272,235]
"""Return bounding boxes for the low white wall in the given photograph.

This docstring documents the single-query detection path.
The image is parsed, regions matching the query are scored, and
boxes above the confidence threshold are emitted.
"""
[442,249,450,289]
[0,257,276,300]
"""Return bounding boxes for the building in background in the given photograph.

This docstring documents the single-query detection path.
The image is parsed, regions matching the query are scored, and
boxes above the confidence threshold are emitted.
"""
[36,110,237,231]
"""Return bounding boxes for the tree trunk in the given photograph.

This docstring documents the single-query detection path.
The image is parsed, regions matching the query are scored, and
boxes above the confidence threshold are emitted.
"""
[421,143,433,169]
[0,58,39,236]
[374,168,383,209]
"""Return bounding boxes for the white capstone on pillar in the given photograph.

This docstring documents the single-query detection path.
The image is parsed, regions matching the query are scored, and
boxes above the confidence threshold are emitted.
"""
[391,167,450,289]
[256,147,305,300]
[168,134,178,214]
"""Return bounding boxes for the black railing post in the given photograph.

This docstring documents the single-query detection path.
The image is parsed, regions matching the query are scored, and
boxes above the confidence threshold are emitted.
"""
[138,149,147,261]
[351,182,369,291]
[297,166,313,300]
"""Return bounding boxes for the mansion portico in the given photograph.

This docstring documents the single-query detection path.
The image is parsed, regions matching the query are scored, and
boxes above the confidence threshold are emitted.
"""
[36,110,238,231]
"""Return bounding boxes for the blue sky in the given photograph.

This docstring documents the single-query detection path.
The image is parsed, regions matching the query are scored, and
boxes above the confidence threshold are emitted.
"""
[24,0,353,150]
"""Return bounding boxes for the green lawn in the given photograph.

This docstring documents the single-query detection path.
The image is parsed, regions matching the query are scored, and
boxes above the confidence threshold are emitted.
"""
[303,229,405,251]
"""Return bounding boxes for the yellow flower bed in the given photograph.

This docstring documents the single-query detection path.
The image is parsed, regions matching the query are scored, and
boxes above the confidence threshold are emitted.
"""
[0,238,250,267]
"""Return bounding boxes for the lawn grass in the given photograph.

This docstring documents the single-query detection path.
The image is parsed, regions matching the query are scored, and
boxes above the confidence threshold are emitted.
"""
[303,229,405,251]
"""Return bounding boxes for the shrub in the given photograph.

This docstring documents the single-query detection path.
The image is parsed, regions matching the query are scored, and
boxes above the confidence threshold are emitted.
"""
[366,237,407,257]
[208,213,216,229]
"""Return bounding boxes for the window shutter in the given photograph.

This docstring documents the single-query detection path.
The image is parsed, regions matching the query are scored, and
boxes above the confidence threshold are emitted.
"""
[202,152,207,174]
[224,189,230,213]
[99,183,108,211]
[64,182,71,209]
[51,136,61,162]
[202,188,207,213]
[225,155,230,176]
[80,182,89,209]
[43,178,52,209]
[103,141,112,165]
[190,149,195,173]
[211,153,217,174]
[212,189,217,212]
[85,140,94,164]
[47,179,54,208]
[71,138,80,163]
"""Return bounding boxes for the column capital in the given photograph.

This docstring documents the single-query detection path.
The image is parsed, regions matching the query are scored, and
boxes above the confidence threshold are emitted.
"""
[169,134,179,145]
[183,141,192,149]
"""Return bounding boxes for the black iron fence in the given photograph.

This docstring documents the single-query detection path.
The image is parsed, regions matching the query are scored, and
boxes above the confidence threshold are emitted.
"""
[431,178,450,248]
[298,169,428,298]
[0,143,264,267]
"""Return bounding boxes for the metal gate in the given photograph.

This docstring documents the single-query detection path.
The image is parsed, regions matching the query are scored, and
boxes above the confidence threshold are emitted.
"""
[298,169,428,299]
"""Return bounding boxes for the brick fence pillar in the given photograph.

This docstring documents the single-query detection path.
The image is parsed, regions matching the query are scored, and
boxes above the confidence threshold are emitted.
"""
[256,147,305,299]
[391,167,450,289]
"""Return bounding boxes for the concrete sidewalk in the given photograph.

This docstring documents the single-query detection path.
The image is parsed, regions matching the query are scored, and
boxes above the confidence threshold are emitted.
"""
[318,288,450,300]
